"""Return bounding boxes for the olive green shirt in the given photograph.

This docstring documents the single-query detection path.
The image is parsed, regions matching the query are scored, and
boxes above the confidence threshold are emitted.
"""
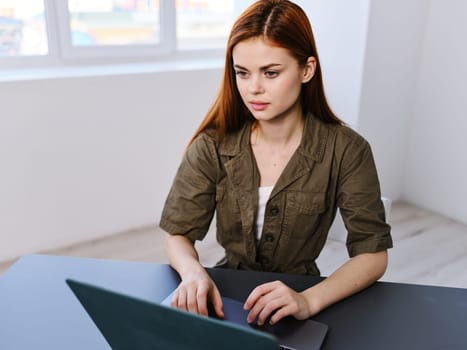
[160,114,392,275]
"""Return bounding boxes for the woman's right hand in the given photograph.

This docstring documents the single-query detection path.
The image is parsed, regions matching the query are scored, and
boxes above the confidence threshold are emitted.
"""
[170,268,224,318]
[164,234,224,318]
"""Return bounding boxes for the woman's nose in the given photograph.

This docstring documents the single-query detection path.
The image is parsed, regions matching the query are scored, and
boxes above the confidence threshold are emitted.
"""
[247,75,264,95]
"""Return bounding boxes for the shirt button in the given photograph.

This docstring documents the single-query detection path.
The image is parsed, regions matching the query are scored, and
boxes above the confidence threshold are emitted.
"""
[269,206,279,216]
[265,234,274,242]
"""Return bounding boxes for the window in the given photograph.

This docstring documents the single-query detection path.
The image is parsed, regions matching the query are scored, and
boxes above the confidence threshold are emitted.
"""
[68,0,161,47]
[0,0,48,56]
[53,0,173,59]
[0,0,255,68]
[177,0,237,50]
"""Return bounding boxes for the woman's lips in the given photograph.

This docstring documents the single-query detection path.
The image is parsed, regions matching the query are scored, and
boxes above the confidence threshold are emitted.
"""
[250,102,269,111]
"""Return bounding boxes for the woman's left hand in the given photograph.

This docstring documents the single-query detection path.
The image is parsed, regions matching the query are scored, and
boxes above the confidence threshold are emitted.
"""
[243,280,311,325]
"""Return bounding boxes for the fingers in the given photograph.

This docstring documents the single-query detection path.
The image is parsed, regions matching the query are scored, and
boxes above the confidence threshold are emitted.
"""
[269,304,295,325]
[244,281,278,310]
[189,285,210,315]
[172,287,187,310]
[244,281,284,325]
[173,283,204,315]
[174,278,306,326]
[211,286,225,319]
[196,285,209,316]
[244,281,305,325]
[248,294,285,325]
[171,278,224,318]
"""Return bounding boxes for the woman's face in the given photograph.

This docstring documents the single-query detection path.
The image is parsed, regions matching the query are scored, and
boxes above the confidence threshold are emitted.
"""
[232,37,315,124]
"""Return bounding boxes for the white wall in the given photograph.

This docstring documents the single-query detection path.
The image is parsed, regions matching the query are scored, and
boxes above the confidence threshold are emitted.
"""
[357,0,429,201]
[300,0,370,126]
[0,69,222,261]
[404,0,467,224]
[359,0,467,225]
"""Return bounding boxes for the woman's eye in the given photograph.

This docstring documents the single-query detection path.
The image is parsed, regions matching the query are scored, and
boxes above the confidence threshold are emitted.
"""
[235,70,248,78]
[265,71,279,78]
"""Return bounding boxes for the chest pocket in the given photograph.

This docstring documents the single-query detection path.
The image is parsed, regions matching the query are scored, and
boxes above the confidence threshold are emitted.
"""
[215,185,242,238]
[284,191,328,239]
[215,186,240,212]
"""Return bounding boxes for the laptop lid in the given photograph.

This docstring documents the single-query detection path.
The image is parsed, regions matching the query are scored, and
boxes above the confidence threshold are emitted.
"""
[162,292,328,350]
[66,279,279,350]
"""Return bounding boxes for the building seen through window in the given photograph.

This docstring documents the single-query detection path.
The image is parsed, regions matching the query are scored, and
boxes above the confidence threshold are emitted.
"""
[68,0,161,46]
[176,0,237,50]
[0,0,47,56]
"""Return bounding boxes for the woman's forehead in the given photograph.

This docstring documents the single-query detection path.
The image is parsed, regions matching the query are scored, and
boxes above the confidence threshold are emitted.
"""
[232,37,295,67]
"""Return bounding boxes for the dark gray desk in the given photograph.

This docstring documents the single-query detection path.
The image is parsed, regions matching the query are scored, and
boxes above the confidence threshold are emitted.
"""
[0,254,466,349]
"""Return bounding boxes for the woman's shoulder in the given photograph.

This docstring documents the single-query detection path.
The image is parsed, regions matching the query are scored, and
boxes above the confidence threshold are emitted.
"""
[189,123,251,161]
[184,128,220,163]
[316,118,370,150]
[193,122,249,146]
[189,128,219,151]
[194,127,217,142]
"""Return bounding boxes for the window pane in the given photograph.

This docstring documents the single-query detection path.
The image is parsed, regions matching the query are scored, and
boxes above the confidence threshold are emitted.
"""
[176,0,252,50]
[0,0,47,56]
[68,0,160,46]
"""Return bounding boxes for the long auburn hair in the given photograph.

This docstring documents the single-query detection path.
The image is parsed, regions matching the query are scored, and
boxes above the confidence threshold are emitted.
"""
[189,0,343,146]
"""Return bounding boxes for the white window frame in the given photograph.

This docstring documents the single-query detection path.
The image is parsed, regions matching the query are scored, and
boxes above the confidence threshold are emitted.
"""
[0,0,178,69]
[0,0,258,71]
[53,0,176,59]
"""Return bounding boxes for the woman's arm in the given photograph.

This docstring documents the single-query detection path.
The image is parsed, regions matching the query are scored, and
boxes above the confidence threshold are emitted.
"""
[302,250,387,314]
[244,250,388,325]
[164,234,224,318]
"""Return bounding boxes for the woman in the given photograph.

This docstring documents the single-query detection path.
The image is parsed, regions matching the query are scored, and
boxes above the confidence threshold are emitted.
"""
[160,0,392,326]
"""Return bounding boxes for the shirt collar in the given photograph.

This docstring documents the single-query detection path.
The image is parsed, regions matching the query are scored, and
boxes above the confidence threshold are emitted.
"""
[298,113,329,163]
[219,113,329,163]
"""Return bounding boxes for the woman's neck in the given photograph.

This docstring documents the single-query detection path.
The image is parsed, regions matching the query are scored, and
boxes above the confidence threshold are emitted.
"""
[250,111,305,187]
[252,112,304,149]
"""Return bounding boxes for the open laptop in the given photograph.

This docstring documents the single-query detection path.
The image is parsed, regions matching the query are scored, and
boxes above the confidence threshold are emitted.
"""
[162,291,328,350]
[66,279,327,350]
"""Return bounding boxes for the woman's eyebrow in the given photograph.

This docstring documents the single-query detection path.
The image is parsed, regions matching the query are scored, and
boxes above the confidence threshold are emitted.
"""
[233,63,282,71]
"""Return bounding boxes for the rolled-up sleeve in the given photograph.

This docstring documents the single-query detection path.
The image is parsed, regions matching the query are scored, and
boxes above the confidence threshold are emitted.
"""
[337,137,393,257]
[159,133,218,242]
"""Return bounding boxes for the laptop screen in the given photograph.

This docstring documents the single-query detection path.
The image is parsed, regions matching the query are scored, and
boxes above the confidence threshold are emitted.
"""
[66,279,282,350]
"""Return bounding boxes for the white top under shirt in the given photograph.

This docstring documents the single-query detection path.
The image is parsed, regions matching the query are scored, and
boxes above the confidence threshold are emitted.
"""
[256,186,274,241]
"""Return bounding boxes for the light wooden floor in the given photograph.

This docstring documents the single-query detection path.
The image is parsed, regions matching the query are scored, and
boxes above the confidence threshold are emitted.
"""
[1,201,466,288]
